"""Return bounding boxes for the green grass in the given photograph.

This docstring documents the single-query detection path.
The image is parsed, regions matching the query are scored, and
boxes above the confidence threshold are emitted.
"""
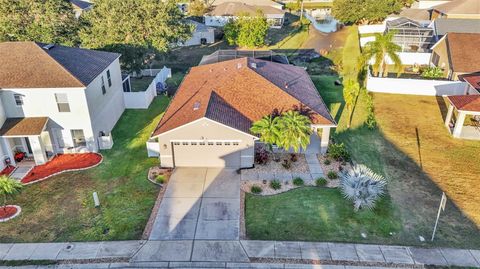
[269,25,309,54]
[0,97,170,242]
[130,76,154,92]
[246,188,400,242]
[342,25,361,80]
[166,71,186,92]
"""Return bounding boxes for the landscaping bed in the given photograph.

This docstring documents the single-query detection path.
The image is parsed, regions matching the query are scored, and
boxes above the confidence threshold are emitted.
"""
[21,153,103,184]
[0,165,15,176]
[147,166,172,186]
[0,206,21,222]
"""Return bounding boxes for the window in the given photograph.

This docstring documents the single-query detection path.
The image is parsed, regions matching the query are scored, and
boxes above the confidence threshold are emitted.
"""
[191,142,197,145]
[71,129,86,147]
[216,142,222,145]
[208,142,214,145]
[173,142,180,145]
[107,70,112,87]
[199,142,205,145]
[431,52,440,66]
[182,142,189,145]
[55,93,70,112]
[101,76,106,95]
[14,94,23,106]
[233,142,239,146]
[225,142,231,146]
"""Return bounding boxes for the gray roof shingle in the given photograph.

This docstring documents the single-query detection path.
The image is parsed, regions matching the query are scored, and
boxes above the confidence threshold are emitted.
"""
[434,18,480,36]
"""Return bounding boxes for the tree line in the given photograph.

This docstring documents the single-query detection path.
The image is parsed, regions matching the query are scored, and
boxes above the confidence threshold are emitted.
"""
[0,0,192,73]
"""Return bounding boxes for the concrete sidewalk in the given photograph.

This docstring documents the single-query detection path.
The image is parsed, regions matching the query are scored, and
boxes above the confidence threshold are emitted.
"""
[1,240,479,268]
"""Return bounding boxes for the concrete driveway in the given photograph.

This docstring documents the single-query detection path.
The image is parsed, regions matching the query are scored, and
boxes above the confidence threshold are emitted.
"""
[149,168,240,241]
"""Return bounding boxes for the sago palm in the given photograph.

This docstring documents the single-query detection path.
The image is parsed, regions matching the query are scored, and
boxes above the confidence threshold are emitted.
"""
[250,115,281,151]
[277,110,312,153]
[340,164,386,211]
[362,31,402,77]
[0,175,22,214]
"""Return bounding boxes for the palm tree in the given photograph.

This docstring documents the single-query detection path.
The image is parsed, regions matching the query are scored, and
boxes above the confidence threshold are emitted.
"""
[343,79,360,129]
[362,31,402,77]
[340,164,386,211]
[277,110,312,153]
[0,175,22,214]
[250,115,281,151]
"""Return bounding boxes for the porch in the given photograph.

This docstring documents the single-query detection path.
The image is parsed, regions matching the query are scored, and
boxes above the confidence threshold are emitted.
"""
[445,95,480,140]
[0,117,54,170]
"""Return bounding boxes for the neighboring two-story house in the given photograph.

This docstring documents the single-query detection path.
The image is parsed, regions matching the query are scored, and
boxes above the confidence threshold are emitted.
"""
[0,42,125,168]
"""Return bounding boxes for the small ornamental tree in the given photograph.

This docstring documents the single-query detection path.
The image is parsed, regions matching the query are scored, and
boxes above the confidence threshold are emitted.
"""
[343,79,360,128]
[223,11,269,48]
[0,175,22,214]
[250,115,281,152]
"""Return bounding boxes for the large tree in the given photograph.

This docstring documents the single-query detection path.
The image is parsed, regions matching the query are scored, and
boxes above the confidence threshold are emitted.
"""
[0,0,80,45]
[332,0,404,24]
[80,0,193,73]
[361,31,402,77]
[224,11,269,48]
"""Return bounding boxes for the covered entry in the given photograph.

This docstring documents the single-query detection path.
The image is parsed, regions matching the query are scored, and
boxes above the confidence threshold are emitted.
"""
[172,140,242,167]
[445,95,480,140]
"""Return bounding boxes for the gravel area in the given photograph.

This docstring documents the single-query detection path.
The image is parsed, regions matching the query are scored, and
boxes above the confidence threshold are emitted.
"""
[241,179,318,196]
[251,153,309,174]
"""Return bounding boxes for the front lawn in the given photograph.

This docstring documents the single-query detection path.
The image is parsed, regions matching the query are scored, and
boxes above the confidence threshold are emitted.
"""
[0,97,169,242]
[246,188,401,243]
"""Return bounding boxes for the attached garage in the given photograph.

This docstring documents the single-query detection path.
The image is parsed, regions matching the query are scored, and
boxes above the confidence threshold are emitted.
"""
[172,140,242,168]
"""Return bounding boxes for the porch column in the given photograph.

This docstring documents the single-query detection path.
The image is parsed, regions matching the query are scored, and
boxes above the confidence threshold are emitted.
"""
[452,111,466,138]
[320,127,331,154]
[28,136,47,165]
[445,104,454,128]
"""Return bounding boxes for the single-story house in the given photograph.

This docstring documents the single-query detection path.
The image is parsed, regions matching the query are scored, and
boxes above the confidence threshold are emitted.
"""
[70,0,92,18]
[149,57,336,168]
[430,33,480,80]
[180,20,215,46]
[205,2,286,28]
[0,42,125,169]
[430,0,480,19]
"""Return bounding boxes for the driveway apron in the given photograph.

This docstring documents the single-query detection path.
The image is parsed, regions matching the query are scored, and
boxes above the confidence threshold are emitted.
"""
[149,167,240,241]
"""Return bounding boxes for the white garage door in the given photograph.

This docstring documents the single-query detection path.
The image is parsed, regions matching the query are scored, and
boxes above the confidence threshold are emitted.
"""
[172,141,241,167]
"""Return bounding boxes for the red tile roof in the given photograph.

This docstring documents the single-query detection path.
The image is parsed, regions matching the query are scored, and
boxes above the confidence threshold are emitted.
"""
[152,58,335,137]
[460,73,480,92]
[448,95,480,112]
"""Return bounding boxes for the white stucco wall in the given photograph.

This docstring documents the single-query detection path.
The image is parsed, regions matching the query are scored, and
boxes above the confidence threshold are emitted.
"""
[84,58,126,144]
[366,73,469,96]
[0,87,96,152]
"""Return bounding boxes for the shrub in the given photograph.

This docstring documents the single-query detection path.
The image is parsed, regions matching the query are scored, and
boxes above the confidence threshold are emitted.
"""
[327,171,338,179]
[340,164,386,211]
[324,159,331,165]
[364,90,377,130]
[251,185,262,194]
[293,177,304,186]
[155,175,165,184]
[327,143,350,161]
[282,159,292,169]
[255,148,269,165]
[316,177,328,186]
[290,153,298,162]
[421,66,444,79]
[270,180,281,190]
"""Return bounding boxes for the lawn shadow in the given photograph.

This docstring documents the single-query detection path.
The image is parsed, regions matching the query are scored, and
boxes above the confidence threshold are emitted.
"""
[435,96,450,122]
[334,123,480,248]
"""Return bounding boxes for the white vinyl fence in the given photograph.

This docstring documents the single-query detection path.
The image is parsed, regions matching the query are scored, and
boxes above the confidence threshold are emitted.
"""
[366,52,432,65]
[146,139,160,157]
[366,72,469,96]
[124,66,171,109]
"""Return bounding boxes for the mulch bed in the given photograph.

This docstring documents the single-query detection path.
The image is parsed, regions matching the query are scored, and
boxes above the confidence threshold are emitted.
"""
[21,153,103,184]
[0,165,16,176]
[0,205,20,222]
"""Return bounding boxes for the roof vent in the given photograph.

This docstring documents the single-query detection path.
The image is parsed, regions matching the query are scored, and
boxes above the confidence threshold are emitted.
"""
[193,101,201,111]
[251,62,257,69]
[224,67,227,71]
[237,63,242,69]
[42,44,55,50]
[284,82,289,89]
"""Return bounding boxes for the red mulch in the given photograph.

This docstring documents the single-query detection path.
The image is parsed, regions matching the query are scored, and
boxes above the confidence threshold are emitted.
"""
[0,165,15,176]
[0,206,17,219]
[21,153,102,184]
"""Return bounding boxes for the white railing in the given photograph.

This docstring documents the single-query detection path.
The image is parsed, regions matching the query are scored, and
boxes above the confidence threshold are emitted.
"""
[366,71,469,96]
[124,66,171,109]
